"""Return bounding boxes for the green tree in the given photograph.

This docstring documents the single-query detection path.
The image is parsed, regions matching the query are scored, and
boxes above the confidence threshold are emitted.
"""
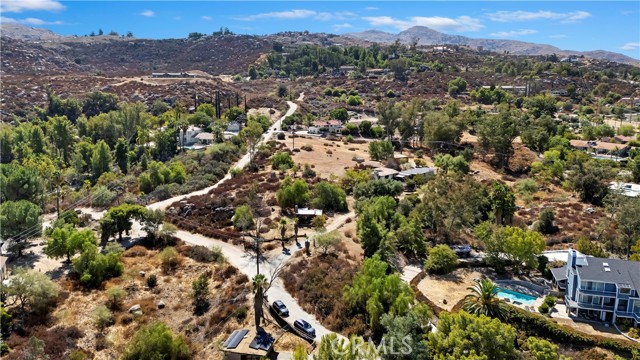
[224,106,245,122]
[252,273,268,328]
[100,204,147,242]
[462,278,507,320]
[526,94,558,118]
[315,334,378,360]
[343,254,414,330]
[0,163,45,203]
[23,336,49,360]
[427,311,517,360]
[311,181,348,212]
[248,65,258,80]
[576,237,609,258]
[0,200,42,256]
[536,208,555,234]
[434,154,469,174]
[501,226,546,271]
[424,245,458,274]
[490,182,516,226]
[476,111,519,168]
[527,337,568,360]
[329,107,349,122]
[315,230,342,254]
[93,305,114,330]
[141,209,165,240]
[277,84,288,98]
[239,120,264,166]
[192,273,210,312]
[83,91,119,117]
[380,304,432,360]
[368,140,394,162]
[5,268,59,314]
[276,177,310,209]
[73,243,124,288]
[377,100,401,140]
[91,140,113,179]
[423,112,465,151]
[569,160,611,205]
[196,103,216,118]
[122,322,191,360]
[114,138,129,174]
[272,151,294,170]
[448,77,467,96]
[232,205,254,231]
[48,115,76,164]
[44,226,97,262]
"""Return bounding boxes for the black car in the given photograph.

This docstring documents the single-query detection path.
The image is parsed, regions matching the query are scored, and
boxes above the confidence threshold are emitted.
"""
[272,300,289,317]
[294,319,316,338]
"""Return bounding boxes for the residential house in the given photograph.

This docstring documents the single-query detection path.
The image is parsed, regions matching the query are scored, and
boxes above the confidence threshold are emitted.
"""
[373,167,399,180]
[226,121,242,133]
[222,328,274,360]
[569,140,630,159]
[151,72,197,78]
[312,120,342,134]
[177,126,203,146]
[194,132,214,145]
[481,85,527,96]
[395,167,437,180]
[609,182,640,197]
[366,68,388,78]
[551,89,569,97]
[613,135,636,144]
[551,249,640,325]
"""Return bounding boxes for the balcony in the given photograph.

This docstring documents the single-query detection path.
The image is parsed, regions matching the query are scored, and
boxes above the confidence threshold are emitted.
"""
[615,311,640,321]
[578,288,617,297]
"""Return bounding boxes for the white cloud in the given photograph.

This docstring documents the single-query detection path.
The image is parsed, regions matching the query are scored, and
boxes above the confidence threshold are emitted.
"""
[490,29,538,38]
[1,16,63,25]
[362,15,484,32]
[202,16,212,21]
[621,10,633,16]
[333,23,353,31]
[619,42,640,51]
[140,10,155,17]
[486,10,591,23]
[237,9,355,21]
[549,34,567,39]
[0,0,64,13]
[365,7,379,11]
[237,9,316,21]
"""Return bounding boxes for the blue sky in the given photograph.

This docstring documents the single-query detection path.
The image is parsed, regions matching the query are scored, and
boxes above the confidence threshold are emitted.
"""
[1,1,639,58]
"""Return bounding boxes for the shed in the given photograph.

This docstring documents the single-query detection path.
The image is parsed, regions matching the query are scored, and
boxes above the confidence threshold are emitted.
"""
[222,328,274,360]
[195,132,214,144]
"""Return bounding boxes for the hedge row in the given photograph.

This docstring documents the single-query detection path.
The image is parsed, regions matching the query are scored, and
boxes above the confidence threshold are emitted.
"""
[504,306,640,357]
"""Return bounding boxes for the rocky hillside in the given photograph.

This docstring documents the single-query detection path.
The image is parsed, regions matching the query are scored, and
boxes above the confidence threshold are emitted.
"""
[345,26,640,66]
[1,24,272,76]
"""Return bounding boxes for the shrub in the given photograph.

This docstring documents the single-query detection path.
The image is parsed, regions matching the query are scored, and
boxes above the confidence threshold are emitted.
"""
[272,151,294,170]
[538,302,550,314]
[147,274,158,288]
[301,144,313,151]
[543,295,557,308]
[186,245,225,263]
[106,286,126,310]
[93,305,114,330]
[192,273,210,312]
[122,322,192,360]
[629,328,639,339]
[536,208,556,234]
[277,132,285,140]
[302,164,316,178]
[230,168,243,178]
[424,245,458,274]
[160,247,180,271]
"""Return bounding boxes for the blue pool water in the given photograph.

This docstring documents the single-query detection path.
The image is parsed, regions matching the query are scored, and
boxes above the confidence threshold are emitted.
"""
[497,288,537,304]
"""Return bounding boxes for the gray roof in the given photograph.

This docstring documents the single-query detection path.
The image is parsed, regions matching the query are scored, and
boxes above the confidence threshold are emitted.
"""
[396,167,436,178]
[575,257,640,290]
[550,266,567,281]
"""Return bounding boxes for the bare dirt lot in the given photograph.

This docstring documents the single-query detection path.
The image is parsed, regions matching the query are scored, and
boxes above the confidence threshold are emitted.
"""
[416,268,492,311]
[278,136,373,179]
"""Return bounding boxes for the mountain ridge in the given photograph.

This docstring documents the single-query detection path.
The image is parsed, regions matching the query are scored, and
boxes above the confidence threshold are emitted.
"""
[344,26,640,66]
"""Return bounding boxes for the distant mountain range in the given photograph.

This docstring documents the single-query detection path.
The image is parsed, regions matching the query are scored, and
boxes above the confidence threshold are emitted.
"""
[344,26,640,66]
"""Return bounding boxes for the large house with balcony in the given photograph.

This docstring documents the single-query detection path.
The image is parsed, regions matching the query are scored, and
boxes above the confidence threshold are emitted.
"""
[551,250,640,325]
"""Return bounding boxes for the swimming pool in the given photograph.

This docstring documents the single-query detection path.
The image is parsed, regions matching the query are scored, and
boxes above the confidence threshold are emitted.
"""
[497,288,537,304]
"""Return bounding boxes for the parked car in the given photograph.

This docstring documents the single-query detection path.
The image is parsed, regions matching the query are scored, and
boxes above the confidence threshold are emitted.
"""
[294,319,316,338]
[450,245,472,258]
[272,300,289,317]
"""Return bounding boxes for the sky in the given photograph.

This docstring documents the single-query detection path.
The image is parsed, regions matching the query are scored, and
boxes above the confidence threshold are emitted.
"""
[1,1,639,58]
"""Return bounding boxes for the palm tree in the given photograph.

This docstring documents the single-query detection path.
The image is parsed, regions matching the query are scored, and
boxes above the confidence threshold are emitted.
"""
[278,218,288,251]
[462,278,507,320]
[252,274,268,329]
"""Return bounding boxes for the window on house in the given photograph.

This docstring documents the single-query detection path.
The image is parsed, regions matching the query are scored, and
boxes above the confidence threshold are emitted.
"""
[620,287,631,294]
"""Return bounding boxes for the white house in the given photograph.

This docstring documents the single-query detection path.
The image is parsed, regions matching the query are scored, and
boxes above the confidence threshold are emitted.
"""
[177,126,203,146]
[313,120,342,134]
[609,182,640,198]
[226,121,241,133]
[552,249,640,325]
[373,167,399,180]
